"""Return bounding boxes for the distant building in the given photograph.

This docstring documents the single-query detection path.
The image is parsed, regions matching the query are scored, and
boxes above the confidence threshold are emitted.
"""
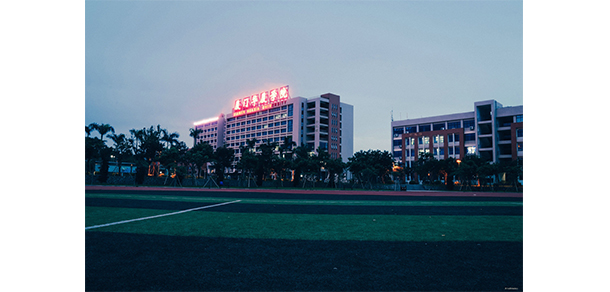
[194,86,354,169]
[193,114,225,150]
[391,99,523,168]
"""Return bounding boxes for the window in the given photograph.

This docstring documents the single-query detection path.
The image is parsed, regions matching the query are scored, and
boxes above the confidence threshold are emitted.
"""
[464,133,476,142]
[287,120,293,132]
[463,119,475,129]
[448,134,453,143]
[419,124,431,132]
[517,142,523,152]
[288,104,293,117]
[434,135,444,144]
[467,146,476,155]
[447,121,461,129]
[433,123,445,131]
[516,115,523,123]
[516,128,523,138]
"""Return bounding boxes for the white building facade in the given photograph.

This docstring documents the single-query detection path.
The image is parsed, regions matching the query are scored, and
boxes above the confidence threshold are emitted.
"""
[194,86,354,168]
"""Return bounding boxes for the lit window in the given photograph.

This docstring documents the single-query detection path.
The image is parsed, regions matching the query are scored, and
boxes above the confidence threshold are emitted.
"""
[467,146,476,154]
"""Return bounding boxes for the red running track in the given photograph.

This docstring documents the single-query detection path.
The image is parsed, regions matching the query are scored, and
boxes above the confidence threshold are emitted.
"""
[85,185,522,198]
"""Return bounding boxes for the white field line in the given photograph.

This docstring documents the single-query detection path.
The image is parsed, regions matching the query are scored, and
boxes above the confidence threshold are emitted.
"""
[85,200,241,231]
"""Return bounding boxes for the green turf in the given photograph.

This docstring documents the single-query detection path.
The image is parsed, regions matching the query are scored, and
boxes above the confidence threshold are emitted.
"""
[86,206,522,242]
[86,193,522,207]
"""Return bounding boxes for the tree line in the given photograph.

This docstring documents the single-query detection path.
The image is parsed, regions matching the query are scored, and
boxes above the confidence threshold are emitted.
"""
[85,123,396,188]
[395,152,523,191]
[86,122,522,190]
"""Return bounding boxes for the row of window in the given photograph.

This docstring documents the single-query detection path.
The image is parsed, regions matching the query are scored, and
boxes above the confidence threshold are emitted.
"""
[197,127,218,133]
[394,146,462,158]
[227,121,288,134]
[227,114,289,129]
[229,137,285,148]
[393,119,476,135]
[227,128,289,140]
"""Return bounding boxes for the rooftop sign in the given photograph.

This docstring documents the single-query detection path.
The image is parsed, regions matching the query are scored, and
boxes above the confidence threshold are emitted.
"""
[232,85,290,117]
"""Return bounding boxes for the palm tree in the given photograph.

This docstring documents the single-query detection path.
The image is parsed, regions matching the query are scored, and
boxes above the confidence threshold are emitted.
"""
[89,123,115,141]
[161,130,180,149]
[189,128,203,146]
[292,145,314,187]
[212,146,235,185]
[108,133,132,177]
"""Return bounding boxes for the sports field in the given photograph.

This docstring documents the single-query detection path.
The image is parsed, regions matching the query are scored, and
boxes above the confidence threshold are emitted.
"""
[86,186,522,291]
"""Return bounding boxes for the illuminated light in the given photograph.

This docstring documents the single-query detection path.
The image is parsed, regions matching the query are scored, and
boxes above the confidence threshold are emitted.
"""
[259,91,268,105]
[279,86,289,100]
[193,116,219,126]
[269,89,278,102]
[231,85,290,116]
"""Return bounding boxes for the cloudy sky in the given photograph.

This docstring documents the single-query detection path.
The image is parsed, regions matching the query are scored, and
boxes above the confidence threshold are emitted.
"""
[85,0,523,152]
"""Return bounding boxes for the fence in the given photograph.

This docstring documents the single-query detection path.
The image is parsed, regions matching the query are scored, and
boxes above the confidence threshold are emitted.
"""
[85,175,522,192]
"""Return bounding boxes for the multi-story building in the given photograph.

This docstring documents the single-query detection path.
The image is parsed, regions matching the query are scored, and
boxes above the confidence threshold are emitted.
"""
[391,99,523,169]
[193,86,354,168]
[193,114,225,150]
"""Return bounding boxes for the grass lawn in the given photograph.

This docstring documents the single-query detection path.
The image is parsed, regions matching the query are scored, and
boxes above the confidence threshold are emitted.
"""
[86,188,523,291]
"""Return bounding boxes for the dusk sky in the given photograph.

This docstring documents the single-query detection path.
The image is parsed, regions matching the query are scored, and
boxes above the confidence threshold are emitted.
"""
[85,0,523,152]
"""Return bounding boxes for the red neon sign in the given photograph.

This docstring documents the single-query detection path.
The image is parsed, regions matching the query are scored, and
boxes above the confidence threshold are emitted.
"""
[233,85,290,117]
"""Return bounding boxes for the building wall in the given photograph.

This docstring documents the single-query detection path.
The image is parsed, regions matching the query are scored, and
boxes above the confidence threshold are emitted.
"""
[193,90,354,167]
[391,100,522,166]
[193,114,225,150]
[340,102,354,164]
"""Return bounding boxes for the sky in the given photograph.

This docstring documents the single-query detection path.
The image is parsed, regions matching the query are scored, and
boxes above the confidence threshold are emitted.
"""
[85,0,523,152]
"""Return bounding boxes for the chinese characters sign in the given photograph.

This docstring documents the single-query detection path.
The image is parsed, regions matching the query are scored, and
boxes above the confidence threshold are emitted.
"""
[233,86,290,117]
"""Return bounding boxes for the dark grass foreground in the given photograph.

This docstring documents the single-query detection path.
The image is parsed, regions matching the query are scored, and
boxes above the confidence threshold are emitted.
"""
[86,197,523,216]
[86,232,522,291]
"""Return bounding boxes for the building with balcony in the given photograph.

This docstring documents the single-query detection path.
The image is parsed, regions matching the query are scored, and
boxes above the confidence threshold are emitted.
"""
[391,99,523,168]
[193,86,354,169]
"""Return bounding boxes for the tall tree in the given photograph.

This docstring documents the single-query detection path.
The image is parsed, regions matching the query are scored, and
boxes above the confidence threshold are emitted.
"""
[254,141,278,186]
[130,125,165,183]
[438,157,459,190]
[161,130,180,149]
[212,146,235,185]
[325,157,346,188]
[189,128,203,146]
[291,145,313,187]
[89,123,115,141]
[159,142,189,184]
[415,152,440,184]
[347,150,394,188]
[236,138,258,187]
[108,133,133,177]
[502,158,523,191]
[189,142,214,179]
